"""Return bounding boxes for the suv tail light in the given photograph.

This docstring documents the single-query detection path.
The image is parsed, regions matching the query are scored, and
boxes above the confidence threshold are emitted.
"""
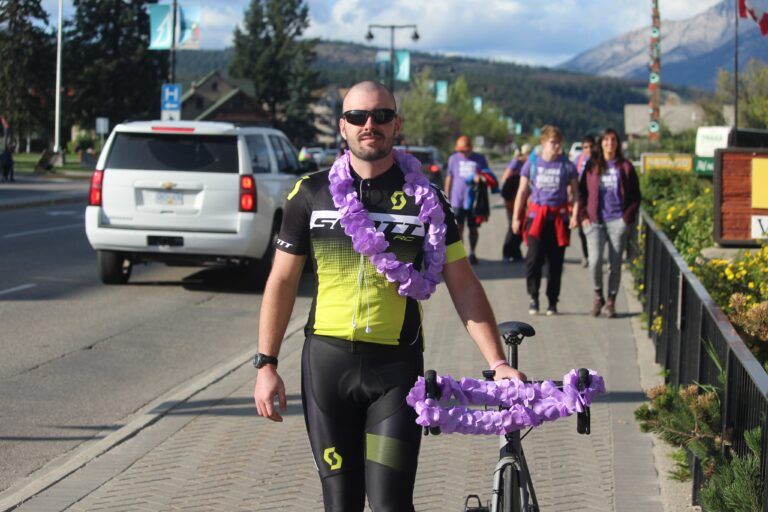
[240,175,257,212]
[429,164,440,173]
[89,169,104,206]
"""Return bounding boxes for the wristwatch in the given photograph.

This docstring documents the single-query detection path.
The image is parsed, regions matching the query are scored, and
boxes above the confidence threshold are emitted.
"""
[253,353,278,369]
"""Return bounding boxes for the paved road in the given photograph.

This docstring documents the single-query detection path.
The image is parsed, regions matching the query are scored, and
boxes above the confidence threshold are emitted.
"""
[0,200,313,494]
[3,194,664,511]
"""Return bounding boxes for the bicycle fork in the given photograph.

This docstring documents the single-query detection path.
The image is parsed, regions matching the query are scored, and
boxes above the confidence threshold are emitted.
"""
[490,432,539,512]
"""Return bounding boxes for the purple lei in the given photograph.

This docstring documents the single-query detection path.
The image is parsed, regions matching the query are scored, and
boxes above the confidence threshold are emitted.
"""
[328,149,447,300]
[406,369,606,435]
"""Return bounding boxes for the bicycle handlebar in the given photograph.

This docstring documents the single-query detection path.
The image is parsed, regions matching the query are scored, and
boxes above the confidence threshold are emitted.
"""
[421,368,593,436]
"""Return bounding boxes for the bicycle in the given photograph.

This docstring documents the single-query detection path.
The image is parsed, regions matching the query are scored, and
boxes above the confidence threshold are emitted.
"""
[421,320,595,512]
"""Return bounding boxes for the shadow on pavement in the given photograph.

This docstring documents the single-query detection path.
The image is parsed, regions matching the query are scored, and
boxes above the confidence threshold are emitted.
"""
[155,394,305,418]
[595,390,648,403]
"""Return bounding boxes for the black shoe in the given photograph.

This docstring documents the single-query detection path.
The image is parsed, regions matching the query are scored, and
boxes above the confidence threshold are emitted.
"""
[546,304,558,316]
[528,299,539,316]
[468,254,478,265]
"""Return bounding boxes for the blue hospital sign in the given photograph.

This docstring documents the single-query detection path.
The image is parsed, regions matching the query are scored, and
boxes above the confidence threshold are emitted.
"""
[161,84,182,121]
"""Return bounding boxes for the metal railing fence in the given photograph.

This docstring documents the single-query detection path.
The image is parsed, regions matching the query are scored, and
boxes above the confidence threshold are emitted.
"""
[640,211,768,510]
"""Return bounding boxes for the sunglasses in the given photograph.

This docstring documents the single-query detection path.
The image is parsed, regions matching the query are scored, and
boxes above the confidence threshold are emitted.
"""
[341,109,396,126]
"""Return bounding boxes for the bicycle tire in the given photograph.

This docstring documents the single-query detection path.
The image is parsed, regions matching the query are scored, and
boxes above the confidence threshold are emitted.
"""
[501,464,522,512]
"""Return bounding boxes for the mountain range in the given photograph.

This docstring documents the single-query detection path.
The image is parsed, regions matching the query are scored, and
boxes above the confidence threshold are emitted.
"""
[559,0,768,90]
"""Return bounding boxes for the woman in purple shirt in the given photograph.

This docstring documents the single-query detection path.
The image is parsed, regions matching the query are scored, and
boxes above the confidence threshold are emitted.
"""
[577,128,641,318]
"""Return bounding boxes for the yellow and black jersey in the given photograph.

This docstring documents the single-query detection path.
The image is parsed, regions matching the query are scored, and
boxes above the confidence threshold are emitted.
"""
[276,164,466,346]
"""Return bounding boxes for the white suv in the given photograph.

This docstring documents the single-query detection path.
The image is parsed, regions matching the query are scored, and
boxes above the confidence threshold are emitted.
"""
[85,121,307,287]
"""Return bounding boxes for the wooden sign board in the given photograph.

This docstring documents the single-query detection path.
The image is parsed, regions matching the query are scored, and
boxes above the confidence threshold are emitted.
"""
[714,148,768,246]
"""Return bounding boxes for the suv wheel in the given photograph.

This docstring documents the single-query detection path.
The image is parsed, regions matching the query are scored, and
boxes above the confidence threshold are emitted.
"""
[97,250,132,284]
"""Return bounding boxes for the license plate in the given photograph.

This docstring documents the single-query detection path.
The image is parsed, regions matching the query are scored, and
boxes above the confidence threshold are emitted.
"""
[157,191,183,205]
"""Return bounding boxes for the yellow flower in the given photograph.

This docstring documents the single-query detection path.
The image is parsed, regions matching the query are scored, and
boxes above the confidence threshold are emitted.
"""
[749,282,755,289]
[666,213,673,221]
[639,284,645,291]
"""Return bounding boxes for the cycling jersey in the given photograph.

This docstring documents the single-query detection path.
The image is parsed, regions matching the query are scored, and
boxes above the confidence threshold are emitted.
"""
[277,164,465,346]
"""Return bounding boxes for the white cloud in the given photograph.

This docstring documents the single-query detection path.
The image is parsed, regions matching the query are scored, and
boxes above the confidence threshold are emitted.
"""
[40,0,727,65]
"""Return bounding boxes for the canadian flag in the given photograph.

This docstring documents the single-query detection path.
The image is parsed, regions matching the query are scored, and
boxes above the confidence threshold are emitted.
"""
[740,0,768,35]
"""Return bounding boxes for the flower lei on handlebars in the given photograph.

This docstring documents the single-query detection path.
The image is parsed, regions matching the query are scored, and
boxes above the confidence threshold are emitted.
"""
[328,149,447,300]
[406,369,606,435]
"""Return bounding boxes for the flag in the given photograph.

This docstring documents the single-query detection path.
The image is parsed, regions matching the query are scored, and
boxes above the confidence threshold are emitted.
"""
[394,50,410,82]
[375,51,390,81]
[149,4,173,50]
[740,0,768,35]
[178,6,202,49]
[435,80,448,104]
[473,96,482,113]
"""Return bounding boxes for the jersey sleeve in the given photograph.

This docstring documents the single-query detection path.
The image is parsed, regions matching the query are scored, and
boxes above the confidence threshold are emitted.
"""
[520,159,532,179]
[566,161,578,182]
[276,176,311,255]
[435,186,466,263]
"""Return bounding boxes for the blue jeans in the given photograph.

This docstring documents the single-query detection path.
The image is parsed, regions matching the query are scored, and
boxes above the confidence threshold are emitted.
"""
[585,218,627,296]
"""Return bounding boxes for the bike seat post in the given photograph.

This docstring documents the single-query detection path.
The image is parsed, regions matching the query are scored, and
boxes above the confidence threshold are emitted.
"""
[502,332,522,369]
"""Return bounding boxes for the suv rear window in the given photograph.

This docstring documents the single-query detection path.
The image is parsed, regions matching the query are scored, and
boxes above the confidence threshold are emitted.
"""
[106,133,239,173]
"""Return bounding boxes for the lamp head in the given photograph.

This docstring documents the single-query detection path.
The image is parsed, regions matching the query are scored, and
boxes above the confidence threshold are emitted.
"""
[365,30,374,41]
[412,30,420,42]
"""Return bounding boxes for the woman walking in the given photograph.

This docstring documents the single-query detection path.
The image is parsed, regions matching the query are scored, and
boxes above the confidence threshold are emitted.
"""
[577,128,641,318]
[511,126,578,316]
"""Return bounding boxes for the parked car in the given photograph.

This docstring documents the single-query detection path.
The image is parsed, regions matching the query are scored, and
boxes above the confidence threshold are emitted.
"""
[302,146,325,165]
[568,142,582,161]
[393,145,445,187]
[320,148,339,166]
[85,121,310,287]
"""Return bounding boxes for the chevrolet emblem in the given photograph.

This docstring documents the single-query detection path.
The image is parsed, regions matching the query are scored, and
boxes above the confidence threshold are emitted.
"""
[162,181,175,190]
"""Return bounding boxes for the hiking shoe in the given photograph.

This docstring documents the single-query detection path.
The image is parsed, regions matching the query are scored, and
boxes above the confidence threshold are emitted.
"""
[469,253,479,265]
[591,293,605,317]
[528,300,539,316]
[603,296,617,318]
[546,304,558,316]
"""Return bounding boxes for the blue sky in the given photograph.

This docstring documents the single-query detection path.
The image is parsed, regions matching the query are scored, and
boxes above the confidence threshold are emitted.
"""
[42,0,722,65]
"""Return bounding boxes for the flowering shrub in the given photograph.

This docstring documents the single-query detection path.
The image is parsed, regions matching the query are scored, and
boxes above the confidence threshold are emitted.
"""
[636,171,768,360]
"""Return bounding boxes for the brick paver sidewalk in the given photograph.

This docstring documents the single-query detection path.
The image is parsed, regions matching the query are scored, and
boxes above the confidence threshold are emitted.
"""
[18,200,662,511]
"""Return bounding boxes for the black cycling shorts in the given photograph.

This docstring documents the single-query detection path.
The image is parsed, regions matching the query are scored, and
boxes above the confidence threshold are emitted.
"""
[301,335,423,512]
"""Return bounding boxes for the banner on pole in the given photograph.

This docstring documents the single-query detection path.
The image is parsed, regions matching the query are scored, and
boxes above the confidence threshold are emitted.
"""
[740,0,768,35]
[149,5,173,50]
[435,80,448,104]
[178,6,202,49]
[375,51,390,82]
[394,50,410,82]
[473,96,482,113]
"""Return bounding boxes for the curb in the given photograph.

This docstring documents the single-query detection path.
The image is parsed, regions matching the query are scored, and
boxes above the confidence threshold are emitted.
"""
[0,316,307,512]
[0,194,86,212]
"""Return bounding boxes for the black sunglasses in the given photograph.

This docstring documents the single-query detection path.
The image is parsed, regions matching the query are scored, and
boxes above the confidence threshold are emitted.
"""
[341,109,396,126]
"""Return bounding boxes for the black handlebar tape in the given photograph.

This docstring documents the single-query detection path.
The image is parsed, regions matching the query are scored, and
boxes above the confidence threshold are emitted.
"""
[576,368,591,435]
[482,370,496,381]
[424,370,441,435]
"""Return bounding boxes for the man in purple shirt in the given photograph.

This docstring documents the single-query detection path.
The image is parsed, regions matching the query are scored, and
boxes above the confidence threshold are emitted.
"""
[445,135,490,265]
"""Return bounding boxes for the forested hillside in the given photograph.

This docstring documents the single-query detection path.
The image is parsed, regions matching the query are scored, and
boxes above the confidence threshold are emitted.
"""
[176,40,661,137]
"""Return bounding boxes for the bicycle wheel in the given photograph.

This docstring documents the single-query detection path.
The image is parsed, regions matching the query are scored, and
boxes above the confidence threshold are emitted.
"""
[501,464,521,512]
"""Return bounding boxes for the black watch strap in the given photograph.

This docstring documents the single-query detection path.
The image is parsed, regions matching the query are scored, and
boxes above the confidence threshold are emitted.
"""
[253,353,278,369]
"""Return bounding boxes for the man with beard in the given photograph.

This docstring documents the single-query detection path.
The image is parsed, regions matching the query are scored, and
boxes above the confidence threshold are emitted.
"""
[252,81,525,511]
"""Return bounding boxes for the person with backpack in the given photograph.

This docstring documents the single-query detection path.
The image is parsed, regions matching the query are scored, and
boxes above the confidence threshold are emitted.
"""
[511,126,578,316]
[572,135,595,267]
[577,128,641,318]
[445,135,494,265]
[500,143,531,262]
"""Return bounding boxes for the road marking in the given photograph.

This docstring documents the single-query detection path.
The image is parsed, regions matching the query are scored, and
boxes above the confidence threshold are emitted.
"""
[4,223,83,239]
[46,211,79,217]
[0,284,36,296]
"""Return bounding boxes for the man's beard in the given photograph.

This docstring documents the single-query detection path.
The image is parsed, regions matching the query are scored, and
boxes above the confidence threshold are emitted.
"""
[348,130,393,162]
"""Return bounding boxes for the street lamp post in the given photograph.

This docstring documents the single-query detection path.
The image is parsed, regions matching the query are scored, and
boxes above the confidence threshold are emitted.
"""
[365,24,419,92]
[53,0,63,164]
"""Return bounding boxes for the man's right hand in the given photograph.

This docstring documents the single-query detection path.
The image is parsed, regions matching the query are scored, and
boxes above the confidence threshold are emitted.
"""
[254,366,287,422]
[581,219,591,229]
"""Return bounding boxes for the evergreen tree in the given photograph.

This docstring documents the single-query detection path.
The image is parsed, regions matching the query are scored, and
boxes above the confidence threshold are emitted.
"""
[63,0,168,129]
[229,0,318,140]
[0,0,55,143]
[400,68,449,150]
